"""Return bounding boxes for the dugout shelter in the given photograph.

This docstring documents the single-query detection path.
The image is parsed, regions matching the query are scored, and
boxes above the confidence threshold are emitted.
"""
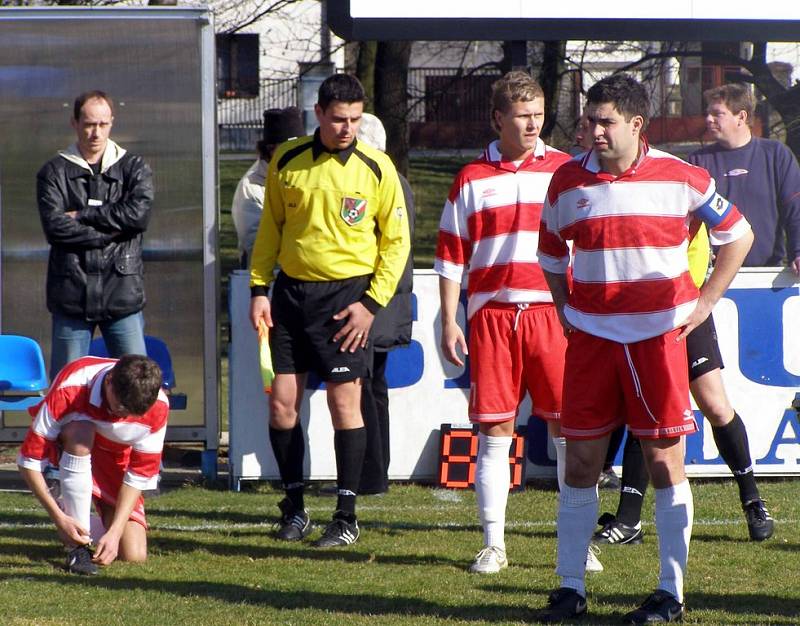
[0,7,219,470]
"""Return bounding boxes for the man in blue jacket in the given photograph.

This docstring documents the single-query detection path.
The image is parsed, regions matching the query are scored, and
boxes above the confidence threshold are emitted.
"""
[689,83,800,273]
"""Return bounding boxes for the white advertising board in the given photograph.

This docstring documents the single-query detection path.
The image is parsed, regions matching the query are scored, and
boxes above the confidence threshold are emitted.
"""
[349,0,800,21]
[228,269,800,488]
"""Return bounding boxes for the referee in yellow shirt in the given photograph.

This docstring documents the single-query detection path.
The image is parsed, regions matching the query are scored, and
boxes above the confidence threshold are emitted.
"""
[249,74,410,547]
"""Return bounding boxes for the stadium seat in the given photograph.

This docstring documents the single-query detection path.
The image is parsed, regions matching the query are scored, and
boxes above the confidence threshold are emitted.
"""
[0,335,48,411]
[88,336,187,410]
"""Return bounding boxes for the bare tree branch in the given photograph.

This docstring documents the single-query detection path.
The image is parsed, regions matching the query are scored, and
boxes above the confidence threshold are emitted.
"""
[222,0,300,34]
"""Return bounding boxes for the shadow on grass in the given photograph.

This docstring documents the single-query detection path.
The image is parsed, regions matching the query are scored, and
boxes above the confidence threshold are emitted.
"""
[148,507,274,525]
[770,541,800,553]
[481,584,800,625]
[7,571,798,624]
[148,534,471,569]
[690,528,752,544]
[10,572,541,623]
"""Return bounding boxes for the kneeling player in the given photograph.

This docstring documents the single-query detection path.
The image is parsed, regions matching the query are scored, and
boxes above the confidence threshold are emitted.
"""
[18,355,168,575]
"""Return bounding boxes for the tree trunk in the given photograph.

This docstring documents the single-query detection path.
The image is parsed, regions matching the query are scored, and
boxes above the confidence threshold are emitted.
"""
[745,43,800,158]
[537,41,566,141]
[355,41,377,114]
[374,41,412,176]
[619,42,800,159]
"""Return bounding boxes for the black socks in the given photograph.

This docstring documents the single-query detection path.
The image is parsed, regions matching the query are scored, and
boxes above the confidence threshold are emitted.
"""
[269,423,306,510]
[334,426,367,519]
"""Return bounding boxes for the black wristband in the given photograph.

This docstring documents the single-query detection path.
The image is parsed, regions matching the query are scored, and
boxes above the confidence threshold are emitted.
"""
[359,294,382,315]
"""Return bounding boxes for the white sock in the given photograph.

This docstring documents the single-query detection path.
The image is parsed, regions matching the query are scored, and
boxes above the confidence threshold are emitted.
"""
[475,432,512,550]
[655,480,693,602]
[552,436,567,491]
[556,484,598,597]
[59,452,93,541]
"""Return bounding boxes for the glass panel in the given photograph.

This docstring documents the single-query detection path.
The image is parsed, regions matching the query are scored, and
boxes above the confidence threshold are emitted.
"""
[0,15,209,429]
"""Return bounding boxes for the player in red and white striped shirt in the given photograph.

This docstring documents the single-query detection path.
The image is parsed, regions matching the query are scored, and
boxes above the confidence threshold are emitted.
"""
[536,74,753,624]
[18,355,168,575]
[436,71,584,575]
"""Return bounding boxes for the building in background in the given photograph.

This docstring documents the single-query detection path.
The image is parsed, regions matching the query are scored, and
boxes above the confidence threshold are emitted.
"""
[208,1,800,152]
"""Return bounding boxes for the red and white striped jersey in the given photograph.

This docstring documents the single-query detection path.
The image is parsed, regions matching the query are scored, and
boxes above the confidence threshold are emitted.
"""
[17,356,169,491]
[435,139,571,319]
[538,144,750,343]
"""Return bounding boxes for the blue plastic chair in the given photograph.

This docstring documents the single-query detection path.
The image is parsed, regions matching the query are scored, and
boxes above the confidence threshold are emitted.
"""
[0,335,48,411]
[88,335,186,409]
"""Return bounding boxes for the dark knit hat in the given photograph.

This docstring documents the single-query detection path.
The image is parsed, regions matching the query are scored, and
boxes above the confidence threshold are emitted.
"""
[263,107,305,145]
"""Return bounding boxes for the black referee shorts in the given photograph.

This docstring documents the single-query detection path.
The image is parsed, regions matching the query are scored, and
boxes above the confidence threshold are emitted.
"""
[686,313,724,382]
[270,272,372,383]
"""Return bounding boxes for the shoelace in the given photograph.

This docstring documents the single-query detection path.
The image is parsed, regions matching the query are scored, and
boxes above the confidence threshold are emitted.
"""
[474,547,501,564]
[324,520,347,537]
[641,592,673,609]
[747,504,769,521]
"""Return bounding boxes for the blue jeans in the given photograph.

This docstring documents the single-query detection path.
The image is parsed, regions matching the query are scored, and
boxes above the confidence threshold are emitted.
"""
[50,311,146,380]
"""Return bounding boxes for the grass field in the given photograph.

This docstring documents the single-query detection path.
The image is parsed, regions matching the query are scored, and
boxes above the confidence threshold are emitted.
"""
[2,479,799,624]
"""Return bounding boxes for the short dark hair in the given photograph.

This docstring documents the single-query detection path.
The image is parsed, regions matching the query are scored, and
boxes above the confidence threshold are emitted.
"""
[704,83,755,126]
[110,355,163,416]
[73,90,114,121]
[317,74,365,112]
[586,74,650,130]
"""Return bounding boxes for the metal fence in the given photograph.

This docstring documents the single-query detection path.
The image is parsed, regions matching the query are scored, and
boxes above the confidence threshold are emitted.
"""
[407,66,502,123]
[217,77,297,151]
[407,66,502,148]
[216,68,502,150]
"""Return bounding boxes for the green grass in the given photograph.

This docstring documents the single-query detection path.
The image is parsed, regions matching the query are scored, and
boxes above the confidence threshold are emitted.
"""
[407,156,467,268]
[2,480,799,624]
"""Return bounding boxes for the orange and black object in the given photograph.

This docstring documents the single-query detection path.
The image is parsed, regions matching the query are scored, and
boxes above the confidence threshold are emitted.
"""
[438,424,527,491]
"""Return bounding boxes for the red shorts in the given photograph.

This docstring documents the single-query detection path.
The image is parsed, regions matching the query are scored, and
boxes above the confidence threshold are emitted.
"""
[468,302,566,423]
[91,443,147,529]
[560,328,697,440]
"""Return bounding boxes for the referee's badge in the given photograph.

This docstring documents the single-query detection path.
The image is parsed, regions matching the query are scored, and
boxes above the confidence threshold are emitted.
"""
[341,196,367,225]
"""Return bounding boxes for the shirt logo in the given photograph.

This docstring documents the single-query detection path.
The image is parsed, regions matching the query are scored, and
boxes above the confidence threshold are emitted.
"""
[724,168,749,177]
[331,366,351,374]
[481,187,497,198]
[576,198,591,210]
[341,197,367,226]
[710,193,730,217]
[691,357,709,368]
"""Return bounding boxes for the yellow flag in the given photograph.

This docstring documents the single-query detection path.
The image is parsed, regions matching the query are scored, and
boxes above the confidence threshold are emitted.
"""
[258,319,275,394]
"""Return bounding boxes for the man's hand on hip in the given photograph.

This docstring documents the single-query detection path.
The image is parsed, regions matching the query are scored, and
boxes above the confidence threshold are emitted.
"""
[333,301,374,353]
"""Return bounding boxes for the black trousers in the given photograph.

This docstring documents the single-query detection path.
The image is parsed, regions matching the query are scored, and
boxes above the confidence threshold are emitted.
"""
[359,351,390,494]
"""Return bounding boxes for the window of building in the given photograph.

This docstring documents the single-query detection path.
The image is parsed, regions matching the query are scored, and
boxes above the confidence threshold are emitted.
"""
[217,33,259,98]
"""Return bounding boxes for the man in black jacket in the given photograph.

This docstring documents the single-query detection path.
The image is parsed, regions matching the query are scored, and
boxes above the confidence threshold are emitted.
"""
[355,113,415,495]
[37,90,154,378]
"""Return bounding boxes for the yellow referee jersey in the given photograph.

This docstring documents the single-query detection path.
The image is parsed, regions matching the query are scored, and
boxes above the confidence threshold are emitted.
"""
[250,132,410,308]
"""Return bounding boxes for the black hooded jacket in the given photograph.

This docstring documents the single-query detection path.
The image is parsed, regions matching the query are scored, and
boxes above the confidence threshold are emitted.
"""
[36,142,153,321]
